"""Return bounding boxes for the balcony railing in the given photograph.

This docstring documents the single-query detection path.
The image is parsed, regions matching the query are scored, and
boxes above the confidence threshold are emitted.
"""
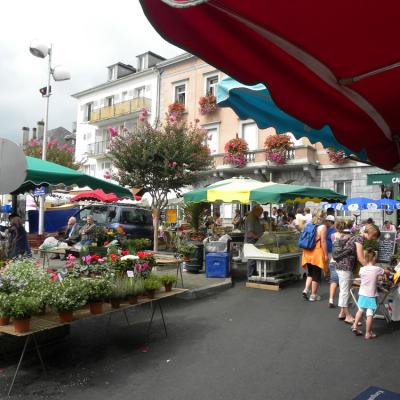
[222,149,295,165]
[87,140,109,156]
[90,97,151,123]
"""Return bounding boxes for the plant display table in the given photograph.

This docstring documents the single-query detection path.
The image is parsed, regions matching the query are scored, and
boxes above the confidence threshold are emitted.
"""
[1,288,187,396]
[154,253,184,288]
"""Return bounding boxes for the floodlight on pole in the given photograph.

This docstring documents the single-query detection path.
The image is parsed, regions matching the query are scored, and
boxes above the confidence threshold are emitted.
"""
[30,40,71,235]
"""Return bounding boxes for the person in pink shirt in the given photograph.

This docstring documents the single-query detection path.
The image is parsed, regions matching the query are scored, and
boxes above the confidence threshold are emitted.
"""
[352,249,390,339]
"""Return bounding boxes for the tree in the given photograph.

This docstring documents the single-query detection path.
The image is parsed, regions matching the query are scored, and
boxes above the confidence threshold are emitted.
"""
[108,116,214,250]
[24,138,79,170]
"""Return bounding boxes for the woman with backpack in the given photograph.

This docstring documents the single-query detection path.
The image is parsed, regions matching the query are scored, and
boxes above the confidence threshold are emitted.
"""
[301,209,328,301]
[333,223,380,324]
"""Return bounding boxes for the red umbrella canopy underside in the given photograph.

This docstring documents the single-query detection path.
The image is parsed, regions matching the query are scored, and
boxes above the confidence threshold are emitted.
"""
[71,189,121,203]
[140,0,400,171]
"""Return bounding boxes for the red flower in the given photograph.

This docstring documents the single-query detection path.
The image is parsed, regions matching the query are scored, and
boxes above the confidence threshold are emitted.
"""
[91,255,100,262]
[121,250,129,256]
[109,254,119,262]
[137,251,152,259]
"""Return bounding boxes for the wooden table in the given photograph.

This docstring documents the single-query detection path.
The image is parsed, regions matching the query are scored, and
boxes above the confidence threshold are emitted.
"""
[1,288,187,395]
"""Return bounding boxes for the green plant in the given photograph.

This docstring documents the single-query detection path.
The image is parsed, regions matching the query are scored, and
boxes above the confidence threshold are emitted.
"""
[84,277,112,302]
[8,293,40,319]
[183,203,207,232]
[176,242,196,257]
[126,238,152,253]
[110,277,129,300]
[363,239,379,252]
[143,275,162,291]
[48,278,87,312]
[125,277,145,296]
[159,274,177,285]
[0,293,12,317]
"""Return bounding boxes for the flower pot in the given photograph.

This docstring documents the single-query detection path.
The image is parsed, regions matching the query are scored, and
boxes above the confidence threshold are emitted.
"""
[110,299,121,309]
[128,295,138,305]
[13,318,31,333]
[0,316,10,326]
[59,310,73,323]
[164,282,173,292]
[146,289,156,299]
[89,302,103,315]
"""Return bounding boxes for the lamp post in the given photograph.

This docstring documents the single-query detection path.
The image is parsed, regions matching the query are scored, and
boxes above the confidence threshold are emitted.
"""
[30,40,71,235]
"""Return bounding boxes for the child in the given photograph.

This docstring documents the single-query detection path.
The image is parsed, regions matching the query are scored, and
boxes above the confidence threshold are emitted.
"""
[352,249,388,339]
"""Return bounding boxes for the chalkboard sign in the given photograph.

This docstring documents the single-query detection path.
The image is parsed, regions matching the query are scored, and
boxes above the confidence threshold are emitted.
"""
[377,231,396,263]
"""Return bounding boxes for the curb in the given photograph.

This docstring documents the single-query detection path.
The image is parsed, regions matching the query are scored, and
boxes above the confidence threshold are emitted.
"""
[177,278,233,300]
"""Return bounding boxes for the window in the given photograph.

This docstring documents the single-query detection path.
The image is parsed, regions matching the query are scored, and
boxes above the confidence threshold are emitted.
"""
[101,161,112,170]
[335,180,352,216]
[78,206,108,224]
[108,67,117,81]
[242,122,258,151]
[174,84,186,105]
[135,86,145,98]
[85,102,93,122]
[121,91,128,102]
[120,209,152,225]
[206,75,219,96]
[105,96,114,107]
[204,125,219,154]
[83,164,96,176]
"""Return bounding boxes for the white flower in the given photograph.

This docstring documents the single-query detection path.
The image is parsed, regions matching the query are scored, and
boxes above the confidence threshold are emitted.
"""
[120,255,139,261]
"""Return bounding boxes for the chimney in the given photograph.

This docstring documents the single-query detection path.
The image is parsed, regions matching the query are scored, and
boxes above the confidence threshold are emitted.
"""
[37,120,44,140]
[32,127,37,139]
[22,127,29,145]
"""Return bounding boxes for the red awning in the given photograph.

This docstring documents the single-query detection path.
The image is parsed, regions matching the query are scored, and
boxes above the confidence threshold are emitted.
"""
[140,0,400,171]
[71,189,122,203]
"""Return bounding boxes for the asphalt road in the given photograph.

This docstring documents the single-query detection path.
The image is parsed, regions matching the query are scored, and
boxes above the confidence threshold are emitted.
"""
[1,281,400,400]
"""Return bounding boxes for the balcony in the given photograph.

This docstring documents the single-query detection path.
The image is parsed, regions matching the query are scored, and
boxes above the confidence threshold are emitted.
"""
[89,97,151,123]
[87,140,109,157]
[222,149,295,165]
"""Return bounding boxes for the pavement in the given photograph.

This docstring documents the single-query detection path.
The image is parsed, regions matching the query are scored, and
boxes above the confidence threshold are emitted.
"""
[1,280,400,400]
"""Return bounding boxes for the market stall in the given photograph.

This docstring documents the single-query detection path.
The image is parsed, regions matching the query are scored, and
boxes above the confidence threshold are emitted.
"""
[183,177,346,286]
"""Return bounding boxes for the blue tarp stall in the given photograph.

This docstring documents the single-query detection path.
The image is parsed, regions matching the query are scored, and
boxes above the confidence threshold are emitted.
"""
[28,208,79,234]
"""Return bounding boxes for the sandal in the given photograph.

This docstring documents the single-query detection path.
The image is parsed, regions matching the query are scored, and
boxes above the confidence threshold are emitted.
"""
[365,332,377,340]
[352,328,363,336]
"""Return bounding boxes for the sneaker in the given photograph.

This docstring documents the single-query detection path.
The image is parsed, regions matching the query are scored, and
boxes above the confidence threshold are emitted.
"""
[302,290,309,300]
[309,294,321,302]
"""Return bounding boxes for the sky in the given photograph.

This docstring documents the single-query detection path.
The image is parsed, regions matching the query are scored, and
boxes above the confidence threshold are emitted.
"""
[0,0,183,144]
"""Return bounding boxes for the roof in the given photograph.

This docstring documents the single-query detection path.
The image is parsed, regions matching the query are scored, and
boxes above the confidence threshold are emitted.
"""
[136,51,166,60]
[156,52,195,69]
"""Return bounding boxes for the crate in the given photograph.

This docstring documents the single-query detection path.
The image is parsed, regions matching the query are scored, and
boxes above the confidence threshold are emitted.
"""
[206,252,230,278]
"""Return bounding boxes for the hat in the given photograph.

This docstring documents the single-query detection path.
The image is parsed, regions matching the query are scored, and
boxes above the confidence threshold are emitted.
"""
[326,215,335,222]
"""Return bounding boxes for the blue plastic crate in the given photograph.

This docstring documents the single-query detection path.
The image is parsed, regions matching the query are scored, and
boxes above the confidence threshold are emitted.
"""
[206,252,230,278]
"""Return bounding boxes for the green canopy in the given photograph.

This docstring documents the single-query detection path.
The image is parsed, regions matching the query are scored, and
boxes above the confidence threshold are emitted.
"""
[183,178,346,204]
[12,156,132,199]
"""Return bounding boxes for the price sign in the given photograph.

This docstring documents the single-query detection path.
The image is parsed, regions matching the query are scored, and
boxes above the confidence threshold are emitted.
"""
[377,231,396,263]
[33,186,46,196]
[127,270,134,278]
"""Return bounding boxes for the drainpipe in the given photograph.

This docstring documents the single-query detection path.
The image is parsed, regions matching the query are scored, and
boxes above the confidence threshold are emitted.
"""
[154,66,163,126]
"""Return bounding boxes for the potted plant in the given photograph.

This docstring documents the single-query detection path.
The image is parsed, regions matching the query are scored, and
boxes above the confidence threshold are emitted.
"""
[48,279,87,323]
[199,94,217,115]
[110,277,129,309]
[159,274,177,292]
[126,277,144,304]
[176,242,196,261]
[168,102,185,121]
[223,136,249,167]
[143,275,162,299]
[85,277,112,315]
[0,293,12,326]
[8,294,40,333]
[326,148,348,164]
[264,134,293,164]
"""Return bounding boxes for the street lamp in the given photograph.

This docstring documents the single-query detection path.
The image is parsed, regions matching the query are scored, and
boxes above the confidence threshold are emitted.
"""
[30,40,71,235]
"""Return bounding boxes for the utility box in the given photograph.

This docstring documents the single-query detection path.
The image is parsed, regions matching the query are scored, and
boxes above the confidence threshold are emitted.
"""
[206,252,230,278]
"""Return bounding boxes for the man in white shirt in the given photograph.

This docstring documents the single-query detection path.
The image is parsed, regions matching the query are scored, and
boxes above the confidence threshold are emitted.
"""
[304,207,312,225]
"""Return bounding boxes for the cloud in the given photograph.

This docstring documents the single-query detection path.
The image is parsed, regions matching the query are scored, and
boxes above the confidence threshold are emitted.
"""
[0,0,182,143]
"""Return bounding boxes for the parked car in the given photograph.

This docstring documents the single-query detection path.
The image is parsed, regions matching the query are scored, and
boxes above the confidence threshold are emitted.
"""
[73,204,153,241]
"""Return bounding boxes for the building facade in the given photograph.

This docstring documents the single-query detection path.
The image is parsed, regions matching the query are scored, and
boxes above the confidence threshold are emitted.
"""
[71,52,164,180]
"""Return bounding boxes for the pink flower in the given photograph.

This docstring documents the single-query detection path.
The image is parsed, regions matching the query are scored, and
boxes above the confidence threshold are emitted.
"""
[139,108,148,122]
[108,127,118,138]
[171,161,177,168]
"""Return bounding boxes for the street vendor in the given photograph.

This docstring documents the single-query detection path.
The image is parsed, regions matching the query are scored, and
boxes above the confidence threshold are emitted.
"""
[79,215,97,246]
[245,205,264,277]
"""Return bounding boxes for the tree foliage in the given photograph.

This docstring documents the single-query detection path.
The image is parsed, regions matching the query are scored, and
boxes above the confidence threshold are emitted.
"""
[24,138,79,170]
[108,118,214,249]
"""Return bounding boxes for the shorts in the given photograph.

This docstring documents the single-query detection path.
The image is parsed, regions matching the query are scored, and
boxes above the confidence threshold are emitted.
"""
[306,263,322,284]
[357,295,377,317]
[329,263,339,284]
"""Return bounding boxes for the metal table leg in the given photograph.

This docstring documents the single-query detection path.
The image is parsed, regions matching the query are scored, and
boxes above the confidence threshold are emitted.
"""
[146,301,168,343]
[8,334,47,396]
[175,262,184,288]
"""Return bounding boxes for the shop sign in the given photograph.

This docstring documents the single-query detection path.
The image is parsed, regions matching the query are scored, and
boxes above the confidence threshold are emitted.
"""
[377,231,396,263]
[353,386,400,399]
[367,173,400,185]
